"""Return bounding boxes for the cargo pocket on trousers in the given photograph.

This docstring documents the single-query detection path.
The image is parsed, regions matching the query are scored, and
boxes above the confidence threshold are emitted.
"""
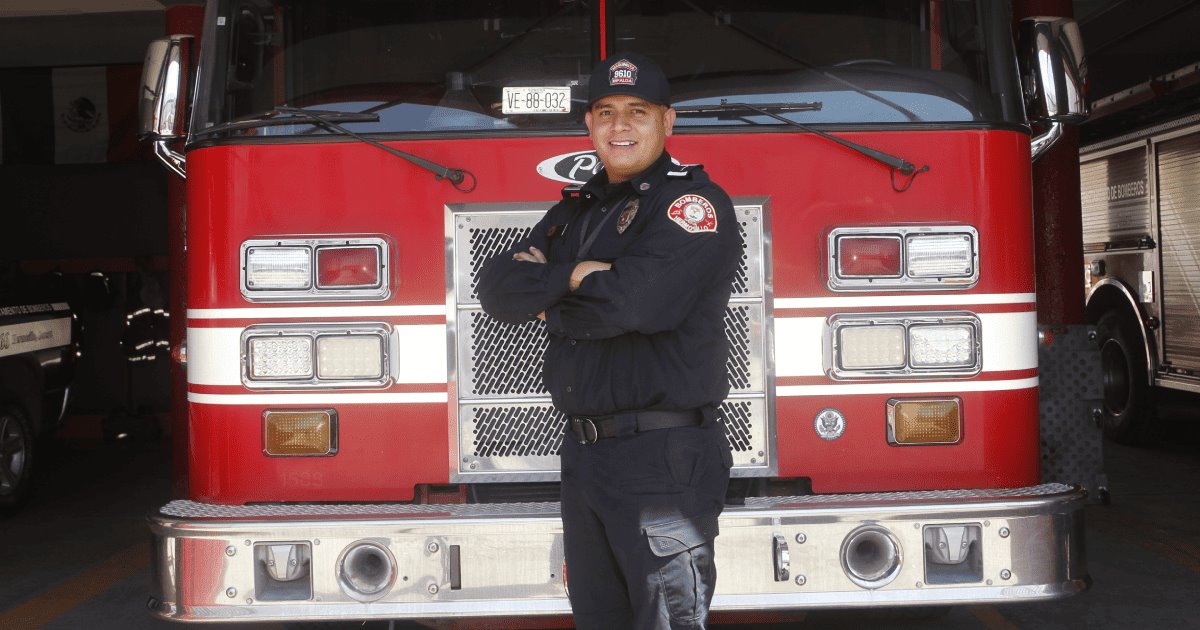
[644,513,720,625]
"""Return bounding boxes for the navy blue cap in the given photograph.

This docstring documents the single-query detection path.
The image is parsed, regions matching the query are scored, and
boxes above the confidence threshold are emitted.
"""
[587,52,670,107]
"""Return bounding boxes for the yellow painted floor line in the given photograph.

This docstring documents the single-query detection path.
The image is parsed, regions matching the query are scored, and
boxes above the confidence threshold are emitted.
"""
[970,605,1023,630]
[0,542,148,630]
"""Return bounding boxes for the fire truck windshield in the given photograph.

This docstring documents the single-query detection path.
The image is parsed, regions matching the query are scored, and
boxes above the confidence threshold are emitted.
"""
[191,0,1023,141]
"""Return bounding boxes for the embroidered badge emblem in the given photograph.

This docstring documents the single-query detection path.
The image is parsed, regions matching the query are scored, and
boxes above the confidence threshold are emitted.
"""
[609,59,638,86]
[616,198,640,234]
[666,194,718,233]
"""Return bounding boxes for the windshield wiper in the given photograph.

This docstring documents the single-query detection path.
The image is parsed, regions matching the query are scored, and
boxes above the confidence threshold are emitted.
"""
[191,108,381,139]
[691,101,929,192]
[674,101,822,116]
[194,106,476,192]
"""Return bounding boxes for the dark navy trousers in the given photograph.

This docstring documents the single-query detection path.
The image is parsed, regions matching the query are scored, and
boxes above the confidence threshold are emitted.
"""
[560,421,732,630]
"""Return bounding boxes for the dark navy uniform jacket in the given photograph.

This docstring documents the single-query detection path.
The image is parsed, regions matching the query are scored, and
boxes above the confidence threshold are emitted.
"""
[477,151,742,417]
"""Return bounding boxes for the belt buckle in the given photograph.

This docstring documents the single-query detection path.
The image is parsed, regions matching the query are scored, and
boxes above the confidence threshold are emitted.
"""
[574,417,599,445]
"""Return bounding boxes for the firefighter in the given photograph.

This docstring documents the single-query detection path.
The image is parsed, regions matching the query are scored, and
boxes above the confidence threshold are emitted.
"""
[477,52,741,629]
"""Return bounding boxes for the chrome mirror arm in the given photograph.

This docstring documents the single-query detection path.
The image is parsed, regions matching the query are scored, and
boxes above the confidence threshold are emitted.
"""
[1030,121,1064,161]
[155,139,187,178]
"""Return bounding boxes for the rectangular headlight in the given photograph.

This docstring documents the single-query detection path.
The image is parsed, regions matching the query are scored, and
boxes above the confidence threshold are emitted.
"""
[316,246,382,289]
[828,313,980,378]
[316,335,384,379]
[906,234,974,278]
[909,324,975,368]
[836,235,902,278]
[245,246,312,290]
[248,336,314,379]
[241,237,391,301]
[838,324,906,370]
[827,227,978,291]
[242,323,391,388]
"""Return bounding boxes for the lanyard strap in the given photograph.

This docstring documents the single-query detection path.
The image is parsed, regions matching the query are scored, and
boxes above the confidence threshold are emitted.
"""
[577,193,631,260]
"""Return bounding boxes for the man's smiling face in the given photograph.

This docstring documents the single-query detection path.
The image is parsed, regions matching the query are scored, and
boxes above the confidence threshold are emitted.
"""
[585,95,676,183]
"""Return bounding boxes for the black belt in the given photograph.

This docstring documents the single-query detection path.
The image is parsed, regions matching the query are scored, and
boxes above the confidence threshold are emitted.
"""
[568,409,704,445]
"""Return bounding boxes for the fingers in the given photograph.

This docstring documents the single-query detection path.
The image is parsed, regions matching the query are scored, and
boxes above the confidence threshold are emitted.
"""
[569,260,612,291]
[512,246,548,264]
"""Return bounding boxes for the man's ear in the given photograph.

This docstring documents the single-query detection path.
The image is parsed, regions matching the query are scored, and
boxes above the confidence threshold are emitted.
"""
[664,107,677,136]
[584,110,594,135]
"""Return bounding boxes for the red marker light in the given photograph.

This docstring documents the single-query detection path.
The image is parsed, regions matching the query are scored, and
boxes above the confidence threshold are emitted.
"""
[316,246,382,288]
[837,236,902,277]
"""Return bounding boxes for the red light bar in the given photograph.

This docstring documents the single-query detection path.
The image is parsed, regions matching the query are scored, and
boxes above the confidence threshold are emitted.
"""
[837,236,902,278]
[316,246,381,288]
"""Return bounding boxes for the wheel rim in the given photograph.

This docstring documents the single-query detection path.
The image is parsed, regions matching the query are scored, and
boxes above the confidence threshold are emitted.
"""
[0,414,28,496]
[1100,338,1131,417]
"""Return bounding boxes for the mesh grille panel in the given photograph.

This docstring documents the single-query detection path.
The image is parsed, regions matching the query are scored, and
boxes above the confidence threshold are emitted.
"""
[450,202,772,479]
[468,226,533,301]
[470,405,566,458]
[466,402,758,460]
[461,210,759,300]
[718,400,755,451]
[468,312,548,396]
[731,217,752,295]
[725,306,752,390]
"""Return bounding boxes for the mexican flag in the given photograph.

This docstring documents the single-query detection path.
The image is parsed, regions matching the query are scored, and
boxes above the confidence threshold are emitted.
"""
[53,66,110,163]
[0,64,147,165]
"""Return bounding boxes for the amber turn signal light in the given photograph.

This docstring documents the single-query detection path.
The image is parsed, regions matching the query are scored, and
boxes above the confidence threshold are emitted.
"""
[264,409,338,456]
[887,398,961,445]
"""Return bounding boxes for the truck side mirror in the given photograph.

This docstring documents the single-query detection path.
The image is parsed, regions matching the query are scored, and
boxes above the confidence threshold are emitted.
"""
[139,35,193,177]
[1018,17,1087,160]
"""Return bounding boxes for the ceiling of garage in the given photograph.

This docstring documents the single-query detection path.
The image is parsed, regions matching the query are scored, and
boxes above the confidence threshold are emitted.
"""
[1074,0,1200,139]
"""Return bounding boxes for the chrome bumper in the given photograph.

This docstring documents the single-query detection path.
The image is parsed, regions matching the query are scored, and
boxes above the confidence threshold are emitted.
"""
[148,483,1088,622]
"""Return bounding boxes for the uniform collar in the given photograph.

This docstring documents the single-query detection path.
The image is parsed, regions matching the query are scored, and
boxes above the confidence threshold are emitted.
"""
[582,151,673,199]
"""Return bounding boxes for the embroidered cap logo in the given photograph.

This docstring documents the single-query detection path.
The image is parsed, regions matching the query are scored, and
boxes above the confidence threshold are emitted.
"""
[609,59,638,86]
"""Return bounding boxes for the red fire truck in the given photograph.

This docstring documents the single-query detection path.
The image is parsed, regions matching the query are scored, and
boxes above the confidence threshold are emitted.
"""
[139,1,1089,624]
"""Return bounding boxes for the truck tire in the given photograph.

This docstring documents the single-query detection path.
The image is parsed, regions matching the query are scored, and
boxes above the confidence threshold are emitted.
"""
[0,404,34,513]
[1095,311,1152,443]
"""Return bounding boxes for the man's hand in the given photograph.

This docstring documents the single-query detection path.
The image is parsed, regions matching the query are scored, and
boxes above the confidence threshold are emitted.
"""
[512,246,547,264]
[570,261,612,291]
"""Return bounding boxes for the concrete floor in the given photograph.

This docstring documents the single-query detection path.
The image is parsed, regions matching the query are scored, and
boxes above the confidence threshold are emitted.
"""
[1,393,1197,630]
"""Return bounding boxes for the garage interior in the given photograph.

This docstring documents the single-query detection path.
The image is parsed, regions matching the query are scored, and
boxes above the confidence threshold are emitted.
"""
[1,1,1198,628]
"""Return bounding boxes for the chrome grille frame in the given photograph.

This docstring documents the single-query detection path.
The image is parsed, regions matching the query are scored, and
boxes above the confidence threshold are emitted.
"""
[446,199,774,482]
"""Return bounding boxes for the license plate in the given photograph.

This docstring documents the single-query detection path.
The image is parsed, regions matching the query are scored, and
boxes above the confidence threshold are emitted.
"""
[502,86,572,114]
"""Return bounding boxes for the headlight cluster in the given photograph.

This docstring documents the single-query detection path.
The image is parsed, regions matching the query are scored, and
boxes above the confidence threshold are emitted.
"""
[828,226,978,290]
[829,313,981,379]
[243,324,390,388]
[241,237,390,301]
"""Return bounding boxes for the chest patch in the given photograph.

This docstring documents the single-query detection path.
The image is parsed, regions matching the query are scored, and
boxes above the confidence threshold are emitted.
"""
[616,198,640,234]
[666,194,718,233]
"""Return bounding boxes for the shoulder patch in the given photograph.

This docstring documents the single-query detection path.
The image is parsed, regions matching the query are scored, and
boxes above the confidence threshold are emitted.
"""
[666,194,718,233]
